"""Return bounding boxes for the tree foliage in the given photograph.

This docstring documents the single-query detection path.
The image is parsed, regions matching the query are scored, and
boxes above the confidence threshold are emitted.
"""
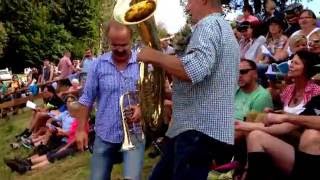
[172,25,191,56]
[0,0,104,72]
[0,22,7,58]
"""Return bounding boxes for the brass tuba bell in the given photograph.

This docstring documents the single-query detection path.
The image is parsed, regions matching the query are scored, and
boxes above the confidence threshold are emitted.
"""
[114,0,166,136]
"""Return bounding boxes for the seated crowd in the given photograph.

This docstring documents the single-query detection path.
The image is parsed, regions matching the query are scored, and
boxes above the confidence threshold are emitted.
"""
[2,49,94,174]
[229,2,320,180]
[4,82,89,174]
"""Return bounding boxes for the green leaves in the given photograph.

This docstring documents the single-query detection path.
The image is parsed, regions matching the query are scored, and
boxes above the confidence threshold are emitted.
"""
[0,0,104,72]
[0,23,8,58]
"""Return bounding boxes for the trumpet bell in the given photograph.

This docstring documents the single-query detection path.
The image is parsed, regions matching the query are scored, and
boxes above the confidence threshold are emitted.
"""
[121,143,135,151]
[114,0,157,25]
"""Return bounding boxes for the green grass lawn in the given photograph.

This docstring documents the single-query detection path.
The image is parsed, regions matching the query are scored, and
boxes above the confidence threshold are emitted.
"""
[0,109,158,180]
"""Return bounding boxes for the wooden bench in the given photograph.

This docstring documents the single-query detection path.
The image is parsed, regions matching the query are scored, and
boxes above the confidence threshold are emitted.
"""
[0,76,81,119]
[0,78,68,119]
[0,93,46,118]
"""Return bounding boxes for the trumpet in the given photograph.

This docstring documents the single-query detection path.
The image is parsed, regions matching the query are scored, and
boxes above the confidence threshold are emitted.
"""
[119,91,141,151]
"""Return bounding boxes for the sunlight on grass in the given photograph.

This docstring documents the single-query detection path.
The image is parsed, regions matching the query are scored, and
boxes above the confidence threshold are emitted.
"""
[0,109,158,180]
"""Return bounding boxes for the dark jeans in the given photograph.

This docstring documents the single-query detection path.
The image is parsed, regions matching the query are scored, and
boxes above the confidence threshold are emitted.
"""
[149,130,233,180]
[46,144,77,163]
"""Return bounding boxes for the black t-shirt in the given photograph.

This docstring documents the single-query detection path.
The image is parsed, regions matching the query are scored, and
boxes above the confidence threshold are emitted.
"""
[300,95,320,116]
[45,95,64,110]
[43,66,51,82]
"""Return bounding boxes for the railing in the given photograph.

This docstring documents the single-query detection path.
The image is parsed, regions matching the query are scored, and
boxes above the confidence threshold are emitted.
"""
[0,78,69,118]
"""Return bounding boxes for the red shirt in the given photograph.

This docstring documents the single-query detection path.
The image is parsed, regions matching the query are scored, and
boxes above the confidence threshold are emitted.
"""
[68,119,89,144]
[58,56,73,79]
[280,81,320,106]
[238,15,260,25]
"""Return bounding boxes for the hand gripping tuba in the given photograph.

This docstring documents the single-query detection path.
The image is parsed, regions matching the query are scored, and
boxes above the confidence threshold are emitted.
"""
[114,0,166,136]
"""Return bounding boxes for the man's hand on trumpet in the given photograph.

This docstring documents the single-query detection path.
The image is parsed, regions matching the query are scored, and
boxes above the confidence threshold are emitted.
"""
[124,105,141,123]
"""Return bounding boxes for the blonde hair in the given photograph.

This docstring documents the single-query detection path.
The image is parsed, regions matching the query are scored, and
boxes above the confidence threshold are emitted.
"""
[289,34,307,48]
[310,30,320,39]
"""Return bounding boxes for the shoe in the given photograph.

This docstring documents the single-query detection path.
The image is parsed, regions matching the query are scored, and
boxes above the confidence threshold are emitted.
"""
[4,158,17,171]
[22,131,32,138]
[34,144,49,155]
[10,142,20,149]
[14,163,29,174]
[212,161,240,173]
[21,142,32,149]
[20,137,33,149]
[148,141,162,158]
[148,147,160,158]
[15,129,31,139]
[4,158,29,174]
[14,157,32,166]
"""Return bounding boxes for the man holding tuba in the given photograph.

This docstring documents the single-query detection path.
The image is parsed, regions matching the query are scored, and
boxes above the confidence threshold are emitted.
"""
[138,0,240,179]
[74,20,145,180]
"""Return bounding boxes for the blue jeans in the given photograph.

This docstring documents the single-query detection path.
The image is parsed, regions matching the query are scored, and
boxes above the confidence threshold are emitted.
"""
[90,134,145,180]
[149,130,233,180]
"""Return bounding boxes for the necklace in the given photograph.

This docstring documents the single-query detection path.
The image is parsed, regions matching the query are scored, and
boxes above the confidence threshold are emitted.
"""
[291,91,304,106]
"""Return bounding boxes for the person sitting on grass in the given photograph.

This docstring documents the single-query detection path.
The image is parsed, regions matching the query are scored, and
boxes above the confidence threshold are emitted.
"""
[4,100,89,174]
[17,85,65,139]
[25,95,78,149]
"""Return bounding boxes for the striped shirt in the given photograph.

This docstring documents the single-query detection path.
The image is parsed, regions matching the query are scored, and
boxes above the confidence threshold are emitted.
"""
[166,13,240,145]
[79,51,140,143]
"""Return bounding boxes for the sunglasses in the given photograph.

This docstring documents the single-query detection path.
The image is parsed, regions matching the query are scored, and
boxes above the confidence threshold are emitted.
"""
[239,69,254,75]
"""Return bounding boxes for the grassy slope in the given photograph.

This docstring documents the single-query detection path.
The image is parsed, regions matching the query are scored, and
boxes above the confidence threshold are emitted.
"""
[0,109,158,180]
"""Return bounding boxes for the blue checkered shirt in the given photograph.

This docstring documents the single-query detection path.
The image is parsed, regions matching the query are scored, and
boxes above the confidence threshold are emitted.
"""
[79,51,140,143]
[166,13,240,145]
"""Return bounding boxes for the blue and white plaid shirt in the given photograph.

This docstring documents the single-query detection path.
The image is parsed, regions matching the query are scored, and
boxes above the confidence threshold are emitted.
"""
[166,13,240,145]
[79,51,140,143]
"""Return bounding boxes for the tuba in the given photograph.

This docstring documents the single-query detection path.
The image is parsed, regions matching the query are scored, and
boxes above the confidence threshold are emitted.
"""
[114,0,166,139]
